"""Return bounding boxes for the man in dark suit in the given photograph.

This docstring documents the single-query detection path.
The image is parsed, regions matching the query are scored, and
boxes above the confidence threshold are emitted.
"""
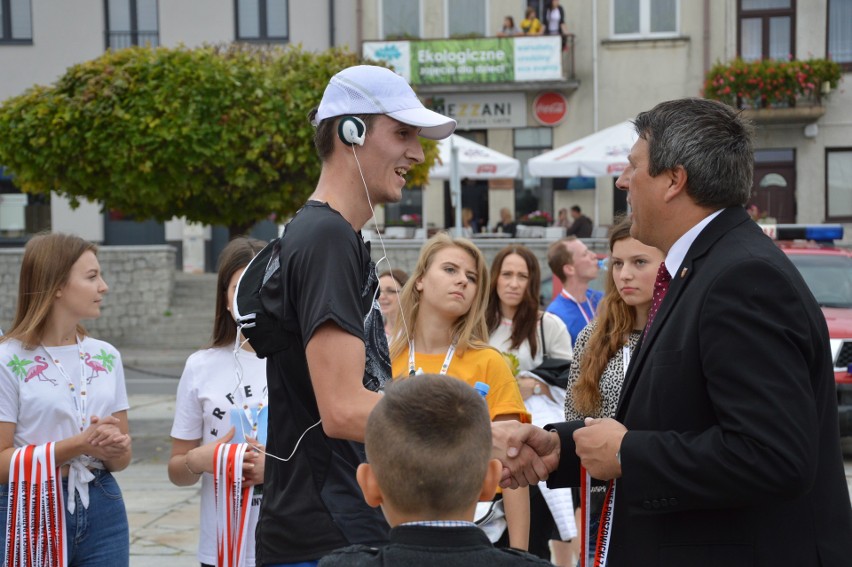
[492,98,852,566]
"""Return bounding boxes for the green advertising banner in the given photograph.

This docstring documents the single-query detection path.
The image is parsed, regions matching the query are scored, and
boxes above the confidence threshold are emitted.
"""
[410,38,514,84]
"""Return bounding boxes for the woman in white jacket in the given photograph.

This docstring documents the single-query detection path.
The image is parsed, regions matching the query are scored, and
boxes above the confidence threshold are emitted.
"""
[486,244,576,565]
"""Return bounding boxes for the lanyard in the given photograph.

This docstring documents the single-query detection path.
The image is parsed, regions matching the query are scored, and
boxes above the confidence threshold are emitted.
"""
[408,339,456,376]
[231,346,268,441]
[43,336,88,433]
[561,289,596,325]
[622,344,631,378]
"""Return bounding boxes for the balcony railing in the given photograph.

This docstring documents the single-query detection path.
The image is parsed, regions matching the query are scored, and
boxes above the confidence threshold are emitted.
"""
[106,31,160,51]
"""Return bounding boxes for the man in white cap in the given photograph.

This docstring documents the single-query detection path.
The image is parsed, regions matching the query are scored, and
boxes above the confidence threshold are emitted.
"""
[257,65,456,566]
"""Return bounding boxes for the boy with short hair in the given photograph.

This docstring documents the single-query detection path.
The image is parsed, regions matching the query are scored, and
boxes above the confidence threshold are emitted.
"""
[319,375,553,566]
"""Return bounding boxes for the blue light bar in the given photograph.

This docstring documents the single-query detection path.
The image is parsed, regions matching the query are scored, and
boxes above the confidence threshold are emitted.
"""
[773,224,844,242]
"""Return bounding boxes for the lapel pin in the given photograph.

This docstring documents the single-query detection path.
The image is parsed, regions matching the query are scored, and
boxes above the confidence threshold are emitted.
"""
[680,267,688,278]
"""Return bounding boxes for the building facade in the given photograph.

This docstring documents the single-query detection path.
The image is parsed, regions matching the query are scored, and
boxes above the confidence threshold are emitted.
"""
[366,0,852,237]
[1,0,850,254]
[0,0,357,268]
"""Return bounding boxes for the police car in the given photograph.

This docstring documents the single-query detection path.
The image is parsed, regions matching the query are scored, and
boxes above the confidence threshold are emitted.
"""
[762,224,852,437]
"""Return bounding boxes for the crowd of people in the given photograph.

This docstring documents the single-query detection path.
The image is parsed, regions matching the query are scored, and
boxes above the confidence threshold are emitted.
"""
[497,1,569,51]
[1,64,851,567]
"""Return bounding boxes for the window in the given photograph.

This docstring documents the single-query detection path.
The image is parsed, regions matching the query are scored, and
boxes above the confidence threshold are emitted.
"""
[612,0,678,38]
[236,0,289,42]
[447,0,485,38]
[0,0,32,43]
[738,0,794,61]
[827,149,852,220]
[515,127,552,215]
[381,0,419,39]
[105,0,159,50]
[828,0,852,70]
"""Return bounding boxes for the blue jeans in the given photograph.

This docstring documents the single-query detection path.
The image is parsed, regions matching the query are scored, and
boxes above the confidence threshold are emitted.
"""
[0,468,129,567]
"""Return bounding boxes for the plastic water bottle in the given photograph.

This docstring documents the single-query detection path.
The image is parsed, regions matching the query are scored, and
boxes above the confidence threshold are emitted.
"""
[598,257,608,271]
[474,381,490,398]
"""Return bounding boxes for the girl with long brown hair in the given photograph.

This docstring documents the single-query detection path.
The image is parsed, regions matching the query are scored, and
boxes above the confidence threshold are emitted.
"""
[564,216,664,562]
[486,244,576,564]
[168,236,267,567]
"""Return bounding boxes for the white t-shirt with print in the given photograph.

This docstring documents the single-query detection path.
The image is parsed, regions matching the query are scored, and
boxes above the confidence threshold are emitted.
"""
[170,346,268,567]
[0,336,129,448]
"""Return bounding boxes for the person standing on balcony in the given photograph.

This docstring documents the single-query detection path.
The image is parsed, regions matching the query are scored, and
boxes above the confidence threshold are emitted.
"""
[520,7,543,35]
[545,0,568,50]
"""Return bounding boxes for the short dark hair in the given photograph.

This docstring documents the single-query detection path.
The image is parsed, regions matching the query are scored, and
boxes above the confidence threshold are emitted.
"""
[633,98,754,209]
[365,375,492,517]
[310,111,379,161]
[571,205,581,213]
[547,236,578,283]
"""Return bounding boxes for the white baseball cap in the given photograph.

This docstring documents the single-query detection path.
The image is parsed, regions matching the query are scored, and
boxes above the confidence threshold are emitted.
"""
[314,65,456,140]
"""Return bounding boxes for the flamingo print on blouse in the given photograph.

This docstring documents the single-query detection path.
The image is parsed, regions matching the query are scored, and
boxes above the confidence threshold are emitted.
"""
[85,349,116,383]
[24,356,57,385]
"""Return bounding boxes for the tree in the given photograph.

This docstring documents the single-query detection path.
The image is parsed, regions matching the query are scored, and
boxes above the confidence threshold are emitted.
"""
[0,44,438,236]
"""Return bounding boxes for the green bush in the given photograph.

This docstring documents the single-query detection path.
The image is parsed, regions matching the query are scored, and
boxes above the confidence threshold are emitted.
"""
[0,44,437,235]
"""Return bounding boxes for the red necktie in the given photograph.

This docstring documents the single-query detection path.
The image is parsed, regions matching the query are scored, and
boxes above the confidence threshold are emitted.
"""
[644,262,672,339]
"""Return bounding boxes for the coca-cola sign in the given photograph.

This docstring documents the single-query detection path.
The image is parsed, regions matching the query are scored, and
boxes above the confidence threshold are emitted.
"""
[533,91,568,126]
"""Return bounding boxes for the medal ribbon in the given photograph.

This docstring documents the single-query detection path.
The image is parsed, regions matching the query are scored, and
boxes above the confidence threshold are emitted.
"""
[5,443,68,567]
[213,443,252,567]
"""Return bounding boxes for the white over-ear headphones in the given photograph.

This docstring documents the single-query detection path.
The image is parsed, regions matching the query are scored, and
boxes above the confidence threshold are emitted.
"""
[338,116,366,146]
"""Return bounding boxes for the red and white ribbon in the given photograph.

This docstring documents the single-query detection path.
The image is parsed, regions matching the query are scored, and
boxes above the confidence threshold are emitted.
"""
[579,466,615,567]
[5,443,68,567]
[213,443,252,567]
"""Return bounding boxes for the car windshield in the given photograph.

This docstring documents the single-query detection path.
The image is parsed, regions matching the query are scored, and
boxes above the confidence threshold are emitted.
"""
[787,254,852,309]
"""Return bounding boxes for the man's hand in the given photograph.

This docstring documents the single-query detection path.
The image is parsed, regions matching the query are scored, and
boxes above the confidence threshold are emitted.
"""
[491,421,561,489]
[573,417,627,480]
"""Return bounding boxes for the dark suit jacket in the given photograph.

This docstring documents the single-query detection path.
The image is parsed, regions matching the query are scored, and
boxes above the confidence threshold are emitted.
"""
[548,207,852,566]
[565,214,593,237]
[318,525,552,566]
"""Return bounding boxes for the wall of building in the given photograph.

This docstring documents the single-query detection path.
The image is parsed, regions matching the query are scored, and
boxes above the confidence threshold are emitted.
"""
[0,245,176,344]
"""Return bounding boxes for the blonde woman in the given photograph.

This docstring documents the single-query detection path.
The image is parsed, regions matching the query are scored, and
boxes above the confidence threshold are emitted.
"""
[389,233,530,550]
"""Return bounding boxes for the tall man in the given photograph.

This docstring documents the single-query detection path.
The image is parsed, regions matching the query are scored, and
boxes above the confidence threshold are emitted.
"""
[257,65,455,566]
[545,236,602,346]
[494,98,852,565]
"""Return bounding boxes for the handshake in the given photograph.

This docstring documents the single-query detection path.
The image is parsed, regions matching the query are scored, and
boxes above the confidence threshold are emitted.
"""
[491,417,628,488]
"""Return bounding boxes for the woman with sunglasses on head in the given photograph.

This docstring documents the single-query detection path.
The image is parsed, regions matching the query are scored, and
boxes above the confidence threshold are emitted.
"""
[564,216,665,564]
[168,236,268,567]
[486,244,577,565]
[377,269,408,341]
[389,233,531,550]
[0,232,132,566]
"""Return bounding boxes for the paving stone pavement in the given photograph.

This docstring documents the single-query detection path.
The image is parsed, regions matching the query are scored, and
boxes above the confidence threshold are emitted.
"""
[122,391,202,566]
[119,390,852,566]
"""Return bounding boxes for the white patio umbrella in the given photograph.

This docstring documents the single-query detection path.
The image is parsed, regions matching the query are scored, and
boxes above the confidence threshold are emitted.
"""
[429,135,520,236]
[430,135,521,180]
[527,120,637,227]
[527,120,637,178]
